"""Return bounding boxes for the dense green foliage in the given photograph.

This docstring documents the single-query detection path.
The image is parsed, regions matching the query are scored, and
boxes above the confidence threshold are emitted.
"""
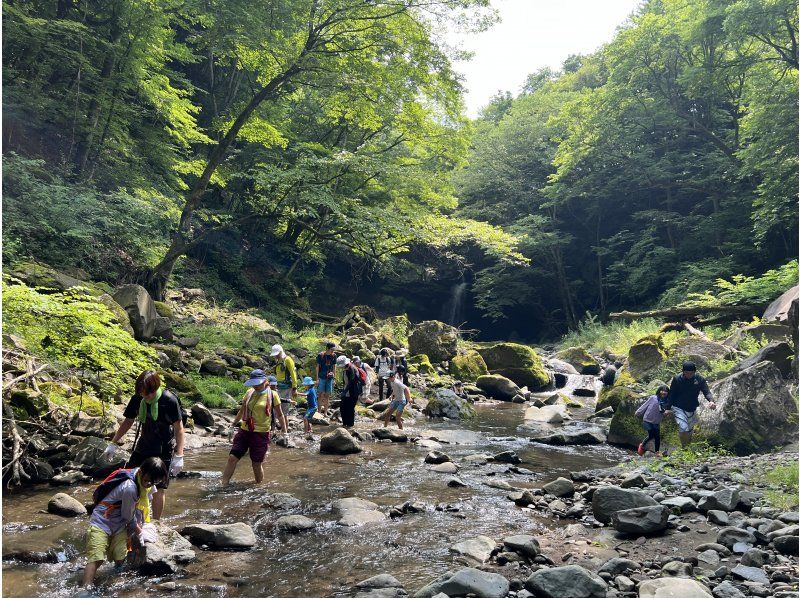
[2,0,797,338]
[2,279,156,396]
[458,0,798,336]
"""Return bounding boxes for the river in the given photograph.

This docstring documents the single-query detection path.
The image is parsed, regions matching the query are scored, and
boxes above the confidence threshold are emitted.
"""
[2,402,628,597]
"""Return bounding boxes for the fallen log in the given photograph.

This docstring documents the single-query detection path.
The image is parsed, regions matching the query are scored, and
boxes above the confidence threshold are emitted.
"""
[610,304,765,321]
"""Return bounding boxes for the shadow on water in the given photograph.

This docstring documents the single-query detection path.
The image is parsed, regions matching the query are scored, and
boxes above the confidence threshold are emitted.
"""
[2,403,627,597]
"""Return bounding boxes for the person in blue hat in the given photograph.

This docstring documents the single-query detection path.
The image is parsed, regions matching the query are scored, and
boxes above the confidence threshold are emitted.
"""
[221,369,283,486]
[299,376,318,435]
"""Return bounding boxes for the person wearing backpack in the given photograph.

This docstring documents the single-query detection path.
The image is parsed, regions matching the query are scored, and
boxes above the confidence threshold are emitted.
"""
[80,456,168,590]
[394,349,409,385]
[271,344,298,434]
[374,349,395,402]
[382,367,413,430]
[102,371,185,520]
[338,355,363,428]
[315,341,337,416]
[352,356,373,403]
[222,369,284,486]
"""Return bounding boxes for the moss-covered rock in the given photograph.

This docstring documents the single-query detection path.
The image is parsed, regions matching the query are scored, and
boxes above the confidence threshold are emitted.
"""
[476,342,550,390]
[408,320,458,362]
[153,301,174,318]
[343,337,371,358]
[554,347,600,375]
[607,393,681,452]
[449,350,489,382]
[627,335,667,380]
[9,388,50,417]
[161,371,203,403]
[670,337,729,368]
[476,374,521,401]
[409,354,436,376]
[424,388,476,419]
[97,293,135,337]
[596,384,637,413]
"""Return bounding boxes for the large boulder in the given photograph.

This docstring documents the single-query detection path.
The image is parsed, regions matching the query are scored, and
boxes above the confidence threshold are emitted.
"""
[475,374,521,401]
[730,341,793,378]
[525,565,607,598]
[408,320,459,362]
[129,522,196,574]
[408,354,436,376]
[723,323,792,348]
[332,497,386,526]
[638,578,711,597]
[699,361,798,454]
[449,350,489,382]
[415,567,509,598]
[592,486,658,523]
[424,388,476,419]
[98,293,135,337]
[179,522,256,550]
[476,343,551,389]
[68,435,129,477]
[671,337,730,368]
[320,428,363,454]
[524,404,569,424]
[112,284,159,340]
[70,414,116,438]
[607,393,681,451]
[763,285,799,322]
[554,347,600,375]
[47,493,87,517]
[611,505,669,535]
[627,335,667,380]
[528,425,607,445]
[450,535,496,563]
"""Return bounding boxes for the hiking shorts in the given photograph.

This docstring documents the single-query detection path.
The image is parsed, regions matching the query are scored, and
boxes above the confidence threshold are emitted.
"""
[672,407,696,433]
[317,378,334,394]
[389,398,408,414]
[86,525,128,563]
[230,428,270,463]
[127,448,172,489]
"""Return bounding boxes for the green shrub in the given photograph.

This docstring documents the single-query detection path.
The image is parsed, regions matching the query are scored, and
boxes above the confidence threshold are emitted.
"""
[759,463,800,510]
[3,279,156,397]
[680,260,798,307]
[187,374,242,408]
[560,315,668,355]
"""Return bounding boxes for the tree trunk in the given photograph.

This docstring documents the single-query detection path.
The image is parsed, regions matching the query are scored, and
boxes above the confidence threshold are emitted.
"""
[610,304,765,320]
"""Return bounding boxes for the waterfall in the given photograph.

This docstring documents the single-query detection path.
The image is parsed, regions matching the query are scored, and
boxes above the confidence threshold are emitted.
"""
[445,281,468,325]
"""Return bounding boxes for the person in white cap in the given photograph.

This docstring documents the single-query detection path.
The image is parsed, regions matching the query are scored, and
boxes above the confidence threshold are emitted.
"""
[337,355,363,428]
[270,344,297,434]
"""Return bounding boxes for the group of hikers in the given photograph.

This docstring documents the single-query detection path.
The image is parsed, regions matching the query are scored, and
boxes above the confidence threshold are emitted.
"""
[81,342,716,591]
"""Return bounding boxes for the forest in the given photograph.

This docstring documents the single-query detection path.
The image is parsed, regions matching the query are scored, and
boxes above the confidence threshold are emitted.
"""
[3,0,798,340]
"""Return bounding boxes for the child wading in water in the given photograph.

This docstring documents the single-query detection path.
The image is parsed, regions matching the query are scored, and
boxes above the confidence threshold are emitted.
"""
[300,376,317,436]
[382,367,413,429]
[80,457,168,591]
[635,385,670,456]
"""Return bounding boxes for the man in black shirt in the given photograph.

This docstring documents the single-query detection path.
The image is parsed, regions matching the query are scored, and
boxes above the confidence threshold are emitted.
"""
[667,361,716,447]
[103,370,185,519]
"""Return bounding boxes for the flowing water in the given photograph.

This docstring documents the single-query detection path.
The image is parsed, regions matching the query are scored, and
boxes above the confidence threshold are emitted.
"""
[442,282,468,326]
[2,403,626,597]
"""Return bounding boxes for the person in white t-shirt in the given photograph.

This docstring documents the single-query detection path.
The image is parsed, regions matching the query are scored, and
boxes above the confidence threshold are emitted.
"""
[382,367,413,429]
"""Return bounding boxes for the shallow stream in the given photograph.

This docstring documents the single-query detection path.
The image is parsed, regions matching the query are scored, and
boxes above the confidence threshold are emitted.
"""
[2,403,627,597]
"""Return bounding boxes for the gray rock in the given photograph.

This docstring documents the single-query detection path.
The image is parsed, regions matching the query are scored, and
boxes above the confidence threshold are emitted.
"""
[711,581,746,598]
[698,488,740,512]
[762,285,798,322]
[543,477,574,497]
[129,522,196,574]
[476,374,521,401]
[778,511,800,524]
[697,549,720,568]
[450,535,496,563]
[615,575,635,593]
[611,505,669,535]
[740,548,767,567]
[773,534,799,555]
[69,415,116,439]
[356,574,403,589]
[275,515,315,533]
[332,497,386,527]
[730,341,794,377]
[199,358,228,376]
[424,389,476,420]
[424,451,451,464]
[528,426,606,445]
[661,560,693,577]
[491,450,521,464]
[598,557,640,577]
[261,493,301,511]
[180,522,256,549]
[372,428,408,442]
[47,493,87,517]
[707,510,730,526]
[502,535,541,558]
[592,485,658,523]
[51,469,90,486]
[717,527,756,549]
[430,462,459,474]
[766,524,799,540]
[112,284,158,340]
[525,565,606,598]
[695,543,731,556]
[190,403,215,427]
[447,476,467,487]
[408,321,459,362]
[638,578,711,597]
[731,564,770,585]
[320,428,362,454]
[438,568,509,598]
[620,472,647,488]
[661,496,697,513]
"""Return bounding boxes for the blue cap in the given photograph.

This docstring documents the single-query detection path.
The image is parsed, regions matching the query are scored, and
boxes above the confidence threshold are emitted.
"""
[244,369,268,387]
[302,376,314,386]
[267,375,278,385]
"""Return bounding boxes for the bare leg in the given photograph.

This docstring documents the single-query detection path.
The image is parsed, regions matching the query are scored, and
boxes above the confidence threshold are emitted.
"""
[320,393,329,414]
[221,454,240,486]
[395,411,403,430]
[152,489,166,520]
[383,408,395,427]
[81,560,102,587]
[251,461,264,483]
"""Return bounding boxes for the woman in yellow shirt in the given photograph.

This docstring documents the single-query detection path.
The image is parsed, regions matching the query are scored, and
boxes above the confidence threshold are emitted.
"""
[221,369,283,486]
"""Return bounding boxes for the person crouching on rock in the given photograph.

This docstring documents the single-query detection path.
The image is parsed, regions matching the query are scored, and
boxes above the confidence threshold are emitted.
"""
[635,385,670,457]
[80,456,167,590]
[222,369,283,486]
[667,361,716,447]
[102,371,184,520]
[383,367,413,430]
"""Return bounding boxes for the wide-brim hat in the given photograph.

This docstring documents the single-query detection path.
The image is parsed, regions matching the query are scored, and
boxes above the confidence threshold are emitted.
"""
[244,369,268,387]
[302,376,314,386]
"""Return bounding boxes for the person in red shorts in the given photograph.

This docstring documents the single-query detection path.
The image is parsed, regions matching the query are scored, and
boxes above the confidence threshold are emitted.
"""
[221,369,283,486]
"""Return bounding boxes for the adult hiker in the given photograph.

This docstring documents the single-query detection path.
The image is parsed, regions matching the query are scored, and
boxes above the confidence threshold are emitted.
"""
[374,348,395,402]
[667,361,716,447]
[221,369,283,486]
[103,370,185,520]
[353,356,374,403]
[271,344,298,434]
[315,341,337,416]
[80,456,168,590]
[382,367,413,430]
[338,355,363,429]
[394,349,409,385]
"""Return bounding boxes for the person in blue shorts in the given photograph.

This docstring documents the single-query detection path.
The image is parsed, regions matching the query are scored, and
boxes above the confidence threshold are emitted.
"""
[382,367,413,429]
[300,376,318,435]
[315,341,337,416]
